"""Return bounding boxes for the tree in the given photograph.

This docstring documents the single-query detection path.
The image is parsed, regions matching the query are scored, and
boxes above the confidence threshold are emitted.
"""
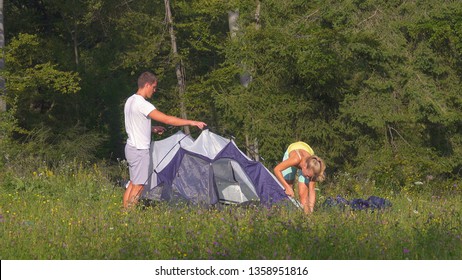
[329,0,462,185]
[164,0,189,134]
[0,0,5,112]
[3,0,461,184]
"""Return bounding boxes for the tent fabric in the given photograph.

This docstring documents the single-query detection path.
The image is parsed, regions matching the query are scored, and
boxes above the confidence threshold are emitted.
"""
[322,195,392,211]
[142,131,194,199]
[143,130,294,207]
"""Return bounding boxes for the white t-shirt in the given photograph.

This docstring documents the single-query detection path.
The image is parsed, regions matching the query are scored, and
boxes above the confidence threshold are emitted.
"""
[124,94,156,149]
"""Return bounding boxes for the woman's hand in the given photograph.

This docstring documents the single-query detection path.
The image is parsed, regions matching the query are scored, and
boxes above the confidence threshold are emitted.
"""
[285,186,295,197]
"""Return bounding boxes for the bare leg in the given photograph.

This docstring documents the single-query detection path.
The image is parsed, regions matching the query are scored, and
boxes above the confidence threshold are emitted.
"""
[123,181,144,209]
[298,182,309,214]
[127,184,144,208]
[123,181,133,208]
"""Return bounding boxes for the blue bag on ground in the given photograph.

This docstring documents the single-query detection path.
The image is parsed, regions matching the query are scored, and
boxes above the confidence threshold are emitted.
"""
[322,195,391,211]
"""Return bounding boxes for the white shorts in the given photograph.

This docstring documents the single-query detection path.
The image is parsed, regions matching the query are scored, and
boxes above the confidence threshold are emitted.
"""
[124,144,151,185]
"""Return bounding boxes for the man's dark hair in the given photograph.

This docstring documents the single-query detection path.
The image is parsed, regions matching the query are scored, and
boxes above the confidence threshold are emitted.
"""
[138,72,158,88]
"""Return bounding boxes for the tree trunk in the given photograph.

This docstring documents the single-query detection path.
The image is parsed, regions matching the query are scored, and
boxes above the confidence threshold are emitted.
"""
[251,1,261,161]
[255,0,261,30]
[228,10,239,39]
[228,4,262,161]
[73,22,79,67]
[253,137,260,162]
[164,0,189,134]
[245,134,251,158]
[0,0,6,112]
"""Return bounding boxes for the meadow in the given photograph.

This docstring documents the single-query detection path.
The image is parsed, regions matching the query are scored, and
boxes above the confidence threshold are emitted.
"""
[0,160,461,260]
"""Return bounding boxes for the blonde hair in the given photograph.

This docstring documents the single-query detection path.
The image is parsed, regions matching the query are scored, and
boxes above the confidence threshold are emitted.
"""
[306,155,326,182]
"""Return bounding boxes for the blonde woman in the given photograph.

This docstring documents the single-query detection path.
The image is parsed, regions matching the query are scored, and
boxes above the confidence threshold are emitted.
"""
[273,142,326,214]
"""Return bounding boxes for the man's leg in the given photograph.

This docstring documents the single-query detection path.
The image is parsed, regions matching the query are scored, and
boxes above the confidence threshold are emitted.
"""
[123,181,133,208]
[124,145,150,209]
[127,183,144,208]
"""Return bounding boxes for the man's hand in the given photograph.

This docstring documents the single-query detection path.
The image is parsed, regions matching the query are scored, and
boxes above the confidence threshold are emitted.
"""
[191,121,207,130]
[152,126,166,135]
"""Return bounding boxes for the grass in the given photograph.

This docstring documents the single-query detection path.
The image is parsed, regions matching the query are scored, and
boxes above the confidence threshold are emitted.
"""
[0,160,461,259]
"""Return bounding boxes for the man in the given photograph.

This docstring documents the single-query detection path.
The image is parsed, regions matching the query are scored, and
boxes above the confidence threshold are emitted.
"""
[123,72,206,208]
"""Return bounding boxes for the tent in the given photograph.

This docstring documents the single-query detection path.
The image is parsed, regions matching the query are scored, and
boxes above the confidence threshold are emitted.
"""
[142,129,299,208]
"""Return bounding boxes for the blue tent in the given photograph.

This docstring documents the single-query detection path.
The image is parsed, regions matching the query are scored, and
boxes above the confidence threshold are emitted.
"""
[143,130,298,207]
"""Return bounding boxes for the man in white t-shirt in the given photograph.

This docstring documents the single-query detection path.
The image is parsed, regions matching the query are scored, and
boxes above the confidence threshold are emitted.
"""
[123,72,207,208]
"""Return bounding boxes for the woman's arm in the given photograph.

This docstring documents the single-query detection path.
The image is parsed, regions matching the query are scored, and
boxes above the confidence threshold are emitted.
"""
[307,180,316,213]
[273,152,300,197]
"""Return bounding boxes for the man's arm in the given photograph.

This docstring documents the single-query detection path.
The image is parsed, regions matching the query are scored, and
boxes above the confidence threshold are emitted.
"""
[148,109,206,129]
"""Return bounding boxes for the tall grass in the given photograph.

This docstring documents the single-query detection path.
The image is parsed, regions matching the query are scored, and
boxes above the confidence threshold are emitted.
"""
[0,160,461,259]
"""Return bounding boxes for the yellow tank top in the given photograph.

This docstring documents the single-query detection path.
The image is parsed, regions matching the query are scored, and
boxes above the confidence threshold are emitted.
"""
[287,142,314,157]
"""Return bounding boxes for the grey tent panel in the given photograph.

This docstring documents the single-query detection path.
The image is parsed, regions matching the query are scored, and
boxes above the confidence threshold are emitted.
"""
[212,158,259,204]
[171,153,218,204]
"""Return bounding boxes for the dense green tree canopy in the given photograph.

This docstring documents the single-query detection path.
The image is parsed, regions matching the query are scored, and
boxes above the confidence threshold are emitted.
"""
[1,0,461,187]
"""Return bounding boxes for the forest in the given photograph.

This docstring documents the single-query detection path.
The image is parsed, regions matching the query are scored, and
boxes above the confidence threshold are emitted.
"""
[1,0,462,262]
[1,0,462,189]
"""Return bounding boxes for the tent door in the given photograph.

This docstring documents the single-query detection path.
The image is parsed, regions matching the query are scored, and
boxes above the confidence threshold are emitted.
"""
[212,158,259,204]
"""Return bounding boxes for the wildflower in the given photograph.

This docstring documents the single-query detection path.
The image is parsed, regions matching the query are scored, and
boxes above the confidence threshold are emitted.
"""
[403,248,410,254]
[0,214,4,223]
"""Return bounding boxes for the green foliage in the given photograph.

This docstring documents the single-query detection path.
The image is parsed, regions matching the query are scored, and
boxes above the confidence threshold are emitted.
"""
[0,162,461,259]
[321,0,462,182]
[2,0,462,262]
[0,106,26,169]
[3,0,462,187]
[4,34,81,130]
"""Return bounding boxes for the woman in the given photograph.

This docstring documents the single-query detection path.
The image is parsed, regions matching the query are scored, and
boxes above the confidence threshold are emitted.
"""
[273,141,326,214]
